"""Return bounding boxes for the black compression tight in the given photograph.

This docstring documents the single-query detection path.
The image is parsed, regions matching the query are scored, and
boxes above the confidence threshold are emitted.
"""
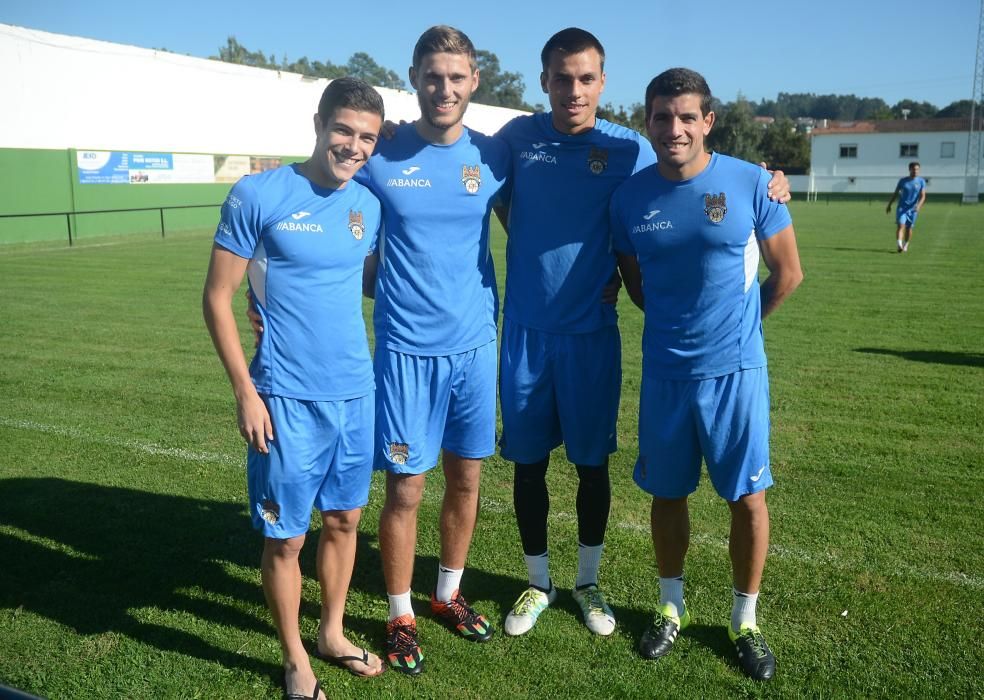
[513,457,611,554]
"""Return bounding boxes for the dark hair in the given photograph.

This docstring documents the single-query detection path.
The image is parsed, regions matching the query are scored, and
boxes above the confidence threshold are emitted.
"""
[540,27,605,71]
[909,161,921,169]
[644,68,712,121]
[412,25,477,71]
[317,77,384,124]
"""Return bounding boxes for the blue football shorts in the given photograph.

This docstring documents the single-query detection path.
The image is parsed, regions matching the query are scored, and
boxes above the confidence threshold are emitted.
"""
[247,392,374,539]
[374,340,497,474]
[499,320,620,466]
[634,367,772,502]
[896,208,918,228]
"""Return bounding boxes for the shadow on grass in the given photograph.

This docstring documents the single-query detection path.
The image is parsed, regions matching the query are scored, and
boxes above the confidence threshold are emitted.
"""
[615,604,741,673]
[0,477,530,682]
[854,347,984,368]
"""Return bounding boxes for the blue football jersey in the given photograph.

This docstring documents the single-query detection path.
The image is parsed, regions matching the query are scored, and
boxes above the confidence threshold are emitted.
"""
[895,176,926,211]
[497,112,656,334]
[611,153,792,380]
[358,124,511,355]
[214,164,380,400]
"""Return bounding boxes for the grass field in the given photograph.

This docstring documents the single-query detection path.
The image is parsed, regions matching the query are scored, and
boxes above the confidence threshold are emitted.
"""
[1,201,982,699]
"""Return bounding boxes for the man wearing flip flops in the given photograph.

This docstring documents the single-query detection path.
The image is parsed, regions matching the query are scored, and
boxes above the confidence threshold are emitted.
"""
[204,78,387,699]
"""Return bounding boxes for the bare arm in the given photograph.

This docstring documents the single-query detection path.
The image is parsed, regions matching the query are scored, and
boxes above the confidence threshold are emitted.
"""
[616,252,645,311]
[202,244,273,453]
[362,251,379,299]
[758,226,803,319]
[916,185,927,211]
[887,186,900,213]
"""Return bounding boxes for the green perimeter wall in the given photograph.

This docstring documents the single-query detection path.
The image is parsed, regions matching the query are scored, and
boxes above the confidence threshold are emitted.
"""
[0,148,301,245]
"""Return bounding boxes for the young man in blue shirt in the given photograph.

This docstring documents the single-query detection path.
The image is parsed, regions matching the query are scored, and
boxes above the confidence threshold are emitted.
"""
[204,78,386,700]
[612,67,803,681]
[360,26,510,676]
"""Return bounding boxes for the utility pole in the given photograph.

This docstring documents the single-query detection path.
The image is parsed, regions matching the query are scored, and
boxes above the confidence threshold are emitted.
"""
[963,0,984,203]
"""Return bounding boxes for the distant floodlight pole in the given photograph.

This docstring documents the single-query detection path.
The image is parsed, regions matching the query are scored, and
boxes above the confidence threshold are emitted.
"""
[963,0,984,203]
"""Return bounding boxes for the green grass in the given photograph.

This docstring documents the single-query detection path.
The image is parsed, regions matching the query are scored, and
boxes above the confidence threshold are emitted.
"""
[0,202,982,699]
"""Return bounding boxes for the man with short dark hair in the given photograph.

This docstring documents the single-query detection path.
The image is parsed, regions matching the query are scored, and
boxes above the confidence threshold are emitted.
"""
[203,77,386,700]
[612,67,803,682]
[886,161,927,252]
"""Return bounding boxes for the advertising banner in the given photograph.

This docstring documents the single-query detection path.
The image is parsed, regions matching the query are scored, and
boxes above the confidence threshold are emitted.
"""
[77,151,282,184]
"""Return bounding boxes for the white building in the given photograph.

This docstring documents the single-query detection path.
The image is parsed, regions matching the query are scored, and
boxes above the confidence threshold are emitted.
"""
[805,118,981,196]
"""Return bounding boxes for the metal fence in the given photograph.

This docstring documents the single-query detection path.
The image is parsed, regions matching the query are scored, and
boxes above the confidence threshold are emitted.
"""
[0,203,220,246]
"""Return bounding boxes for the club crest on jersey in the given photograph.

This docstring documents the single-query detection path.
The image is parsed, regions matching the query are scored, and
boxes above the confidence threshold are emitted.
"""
[348,210,365,240]
[461,165,482,194]
[260,499,281,525]
[588,147,608,175]
[389,442,409,465]
[704,192,727,223]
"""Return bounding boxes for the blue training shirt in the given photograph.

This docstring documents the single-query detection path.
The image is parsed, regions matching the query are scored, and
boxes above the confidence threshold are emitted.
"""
[358,124,511,356]
[895,176,926,211]
[611,153,792,380]
[214,164,381,401]
[497,112,656,334]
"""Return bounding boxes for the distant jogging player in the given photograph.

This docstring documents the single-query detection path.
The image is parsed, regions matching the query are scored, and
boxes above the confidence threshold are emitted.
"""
[886,161,927,252]
[203,78,386,699]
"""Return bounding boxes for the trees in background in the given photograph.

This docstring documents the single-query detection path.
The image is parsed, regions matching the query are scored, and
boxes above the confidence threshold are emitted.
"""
[212,37,540,109]
[212,36,975,168]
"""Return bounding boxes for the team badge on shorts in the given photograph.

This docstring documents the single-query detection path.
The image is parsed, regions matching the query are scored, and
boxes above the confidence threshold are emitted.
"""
[704,193,727,223]
[260,499,281,525]
[461,165,482,194]
[348,210,365,240]
[588,147,608,175]
[389,442,410,465]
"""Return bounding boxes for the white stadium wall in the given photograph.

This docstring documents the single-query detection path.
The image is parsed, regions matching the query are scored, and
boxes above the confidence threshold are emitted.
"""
[0,23,526,154]
[0,23,528,243]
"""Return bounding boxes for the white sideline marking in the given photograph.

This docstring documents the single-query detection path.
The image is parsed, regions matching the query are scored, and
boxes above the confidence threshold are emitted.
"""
[2,417,980,590]
[0,417,241,467]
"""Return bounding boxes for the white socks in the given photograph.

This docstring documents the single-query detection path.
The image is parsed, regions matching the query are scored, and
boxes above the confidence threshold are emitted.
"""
[732,588,759,631]
[524,551,551,591]
[388,590,414,620]
[576,543,604,589]
[435,564,464,602]
[658,575,685,618]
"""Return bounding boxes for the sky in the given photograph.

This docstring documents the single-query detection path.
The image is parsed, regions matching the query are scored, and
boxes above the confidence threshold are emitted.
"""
[2,0,979,112]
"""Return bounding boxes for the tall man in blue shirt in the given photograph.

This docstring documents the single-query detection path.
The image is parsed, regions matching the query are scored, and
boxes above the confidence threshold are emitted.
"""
[204,78,386,700]
[360,26,511,676]
[612,67,803,681]
[495,28,790,639]
[886,161,927,252]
